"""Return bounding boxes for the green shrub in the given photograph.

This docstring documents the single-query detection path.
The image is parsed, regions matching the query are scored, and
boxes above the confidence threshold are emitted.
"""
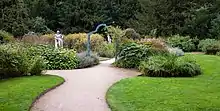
[76,52,99,69]
[90,34,105,52]
[0,30,14,44]
[29,17,52,34]
[168,47,184,56]
[114,43,149,68]
[97,43,115,58]
[0,44,45,79]
[217,52,220,56]
[139,54,201,77]
[64,33,87,52]
[198,39,220,54]
[27,45,78,70]
[167,35,196,52]
[28,57,45,76]
[123,28,141,40]
[64,33,104,53]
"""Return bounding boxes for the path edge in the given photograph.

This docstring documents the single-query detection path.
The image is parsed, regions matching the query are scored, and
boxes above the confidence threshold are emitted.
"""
[105,78,126,111]
[28,75,66,111]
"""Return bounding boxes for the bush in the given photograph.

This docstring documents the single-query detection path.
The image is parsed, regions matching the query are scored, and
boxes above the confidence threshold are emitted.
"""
[139,38,168,51]
[76,52,99,69]
[168,47,184,56]
[22,33,54,45]
[0,44,45,79]
[114,43,149,68]
[0,30,14,44]
[40,34,55,44]
[217,52,220,56]
[139,54,201,77]
[90,34,105,52]
[198,39,220,54]
[167,35,196,52]
[27,45,78,70]
[123,28,141,40]
[64,33,104,53]
[64,33,87,52]
[97,43,115,58]
[29,17,52,34]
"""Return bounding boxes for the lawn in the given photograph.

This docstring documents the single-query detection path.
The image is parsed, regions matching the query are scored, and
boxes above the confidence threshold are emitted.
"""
[0,75,64,111]
[107,54,220,111]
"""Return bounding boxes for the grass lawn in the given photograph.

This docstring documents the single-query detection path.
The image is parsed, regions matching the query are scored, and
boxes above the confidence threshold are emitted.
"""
[107,54,220,111]
[0,75,64,111]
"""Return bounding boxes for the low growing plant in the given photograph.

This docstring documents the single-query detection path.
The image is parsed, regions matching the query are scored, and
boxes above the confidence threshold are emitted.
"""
[97,43,115,58]
[0,44,45,79]
[139,54,201,77]
[76,52,99,69]
[114,43,149,68]
[0,30,14,44]
[198,39,220,54]
[27,45,78,70]
[167,35,196,52]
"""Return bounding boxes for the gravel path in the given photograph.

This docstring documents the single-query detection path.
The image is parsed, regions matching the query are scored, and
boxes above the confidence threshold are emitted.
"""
[31,59,140,111]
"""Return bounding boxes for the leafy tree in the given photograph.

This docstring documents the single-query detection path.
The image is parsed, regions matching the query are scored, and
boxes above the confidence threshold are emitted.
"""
[0,0,29,36]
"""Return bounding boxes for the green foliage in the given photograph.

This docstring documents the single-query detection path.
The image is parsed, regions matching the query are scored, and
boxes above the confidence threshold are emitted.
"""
[123,28,141,40]
[107,55,220,111]
[76,52,99,69]
[90,34,106,53]
[29,17,51,34]
[168,47,184,56]
[64,33,87,52]
[28,57,45,76]
[98,43,115,58]
[64,33,104,53]
[198,39,220,54]
[27,45,78,70]
[217,52,220,56]
[167,35,196,52]
[1,0,29,36]
[1,0,220,39]
[0,44,45,79]
[114,43,148,68]
[139,54,201,77]
[0,30,14,44]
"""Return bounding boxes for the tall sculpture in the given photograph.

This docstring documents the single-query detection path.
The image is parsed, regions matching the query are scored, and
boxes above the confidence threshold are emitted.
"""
[55,30,64,48]
[87,24,107,56]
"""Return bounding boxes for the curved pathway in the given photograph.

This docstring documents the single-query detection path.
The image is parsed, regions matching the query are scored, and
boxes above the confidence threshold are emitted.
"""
[31,59,140,111]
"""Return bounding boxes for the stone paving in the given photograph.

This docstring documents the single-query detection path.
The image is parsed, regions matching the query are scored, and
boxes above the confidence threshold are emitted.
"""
[31,59,140,111]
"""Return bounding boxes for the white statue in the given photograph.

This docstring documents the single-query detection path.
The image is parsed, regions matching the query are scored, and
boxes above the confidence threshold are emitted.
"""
[107,34,112,43]
[54,30,64,48]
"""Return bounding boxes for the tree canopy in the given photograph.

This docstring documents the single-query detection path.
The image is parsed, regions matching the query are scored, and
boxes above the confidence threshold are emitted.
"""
[1,0,220,39]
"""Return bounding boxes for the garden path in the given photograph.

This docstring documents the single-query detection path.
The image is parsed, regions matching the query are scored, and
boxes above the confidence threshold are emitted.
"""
[31,59,140,111]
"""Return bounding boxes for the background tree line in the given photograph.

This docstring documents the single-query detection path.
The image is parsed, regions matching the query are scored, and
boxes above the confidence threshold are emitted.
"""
[1,0,220,39]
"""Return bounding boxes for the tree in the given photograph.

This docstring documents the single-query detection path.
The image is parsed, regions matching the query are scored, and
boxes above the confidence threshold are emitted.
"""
[0,0,29,36]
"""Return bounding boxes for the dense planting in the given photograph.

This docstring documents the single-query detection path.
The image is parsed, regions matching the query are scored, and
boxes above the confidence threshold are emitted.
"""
[167,35,196,52]
[114,43,149,68]
[0,44,45,79]
[139,55,201,77]
[27,45,78,70]
[114,40,201,77]
[76,52,99,69]
[0,30,14,44]
[198,39,220,54]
